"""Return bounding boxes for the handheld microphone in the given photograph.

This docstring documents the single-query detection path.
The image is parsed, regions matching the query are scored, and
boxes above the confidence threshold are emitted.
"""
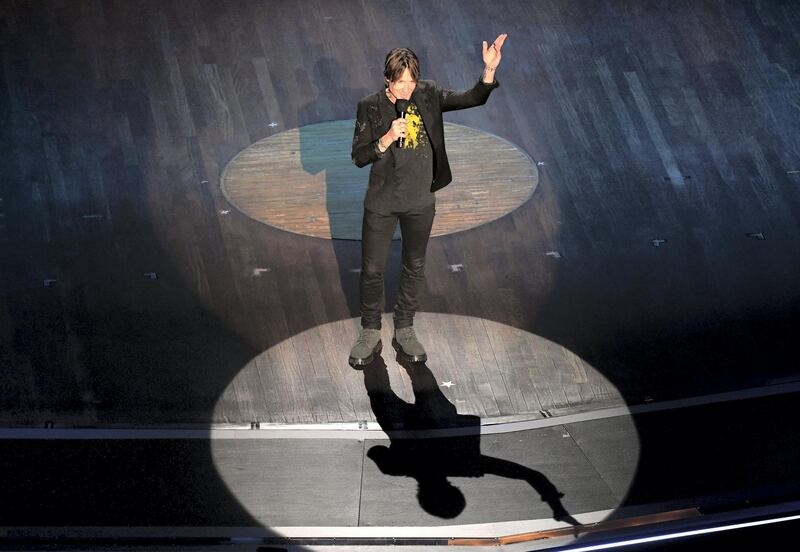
[395,99,410,148]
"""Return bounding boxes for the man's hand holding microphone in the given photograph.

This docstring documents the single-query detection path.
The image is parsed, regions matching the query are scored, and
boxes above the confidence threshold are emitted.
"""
[377,101,409,153]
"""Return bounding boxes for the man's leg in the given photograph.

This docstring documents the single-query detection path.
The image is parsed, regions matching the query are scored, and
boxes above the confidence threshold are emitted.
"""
[350,208,397,366]
[394,203,435,327]
[360,208,398,329]
[392,203,435,362]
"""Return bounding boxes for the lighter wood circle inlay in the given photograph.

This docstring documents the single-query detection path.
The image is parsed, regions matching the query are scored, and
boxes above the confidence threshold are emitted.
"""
[221,120,538,240]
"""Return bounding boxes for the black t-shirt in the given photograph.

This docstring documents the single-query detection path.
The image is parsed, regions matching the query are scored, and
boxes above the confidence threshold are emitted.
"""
[365,98,434,214]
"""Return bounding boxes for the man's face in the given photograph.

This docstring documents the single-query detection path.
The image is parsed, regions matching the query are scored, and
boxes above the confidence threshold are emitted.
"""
[387,67,417,100]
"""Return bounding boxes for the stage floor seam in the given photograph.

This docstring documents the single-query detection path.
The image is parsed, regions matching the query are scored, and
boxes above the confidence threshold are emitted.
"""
[1,381,797,440]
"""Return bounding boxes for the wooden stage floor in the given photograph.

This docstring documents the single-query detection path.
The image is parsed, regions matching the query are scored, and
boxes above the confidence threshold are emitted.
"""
[2,0,799,427]
[1,0,799,541]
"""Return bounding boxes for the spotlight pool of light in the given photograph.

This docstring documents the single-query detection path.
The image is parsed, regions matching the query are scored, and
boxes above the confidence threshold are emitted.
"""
[210,313,639,527]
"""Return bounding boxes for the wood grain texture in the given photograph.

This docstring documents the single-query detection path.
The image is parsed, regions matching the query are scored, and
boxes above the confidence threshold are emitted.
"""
[0,0,799,426]
[213,313,622,424]
[221,121,537,240]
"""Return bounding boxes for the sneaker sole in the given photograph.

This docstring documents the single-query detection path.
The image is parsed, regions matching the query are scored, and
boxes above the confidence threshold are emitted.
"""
[392,338,427,364]
[348,339,382,367]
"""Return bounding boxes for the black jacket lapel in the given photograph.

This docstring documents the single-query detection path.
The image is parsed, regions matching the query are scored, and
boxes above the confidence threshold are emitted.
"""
[378,92,395,136]
[411,86,436,140]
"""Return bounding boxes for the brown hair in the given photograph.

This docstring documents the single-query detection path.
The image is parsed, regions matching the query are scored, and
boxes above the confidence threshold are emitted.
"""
[383,47,420,84]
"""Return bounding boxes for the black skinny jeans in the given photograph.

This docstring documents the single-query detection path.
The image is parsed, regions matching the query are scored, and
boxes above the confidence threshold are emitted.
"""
[360,203,435,330]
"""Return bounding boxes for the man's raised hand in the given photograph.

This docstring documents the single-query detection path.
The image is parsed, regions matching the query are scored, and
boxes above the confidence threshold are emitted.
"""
[482,33,508,68]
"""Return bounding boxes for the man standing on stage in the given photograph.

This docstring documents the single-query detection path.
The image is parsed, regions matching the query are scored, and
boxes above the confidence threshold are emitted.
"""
[349,35,507,367]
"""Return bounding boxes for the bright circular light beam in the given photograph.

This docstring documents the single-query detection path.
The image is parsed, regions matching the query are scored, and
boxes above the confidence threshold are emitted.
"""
[211,313,639,527]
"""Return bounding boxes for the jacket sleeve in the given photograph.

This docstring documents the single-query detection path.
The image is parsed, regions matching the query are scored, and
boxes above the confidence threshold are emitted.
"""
[440,77,500,113]
[351,99,386,168]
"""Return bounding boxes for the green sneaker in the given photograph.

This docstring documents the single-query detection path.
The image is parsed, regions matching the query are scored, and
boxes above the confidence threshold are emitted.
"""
[392,326,427,363]
[349,327,382,367]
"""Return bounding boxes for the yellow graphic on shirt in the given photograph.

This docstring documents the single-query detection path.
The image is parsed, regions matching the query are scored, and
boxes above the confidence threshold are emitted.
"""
[402,103,426,149]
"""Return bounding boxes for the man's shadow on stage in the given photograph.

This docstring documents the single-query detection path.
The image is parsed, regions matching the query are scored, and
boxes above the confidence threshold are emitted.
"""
[360,355,578,523]
[296,56,378,318]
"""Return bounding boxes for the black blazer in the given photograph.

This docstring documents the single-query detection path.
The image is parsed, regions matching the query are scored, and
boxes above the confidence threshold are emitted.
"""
[351,77,500,193]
